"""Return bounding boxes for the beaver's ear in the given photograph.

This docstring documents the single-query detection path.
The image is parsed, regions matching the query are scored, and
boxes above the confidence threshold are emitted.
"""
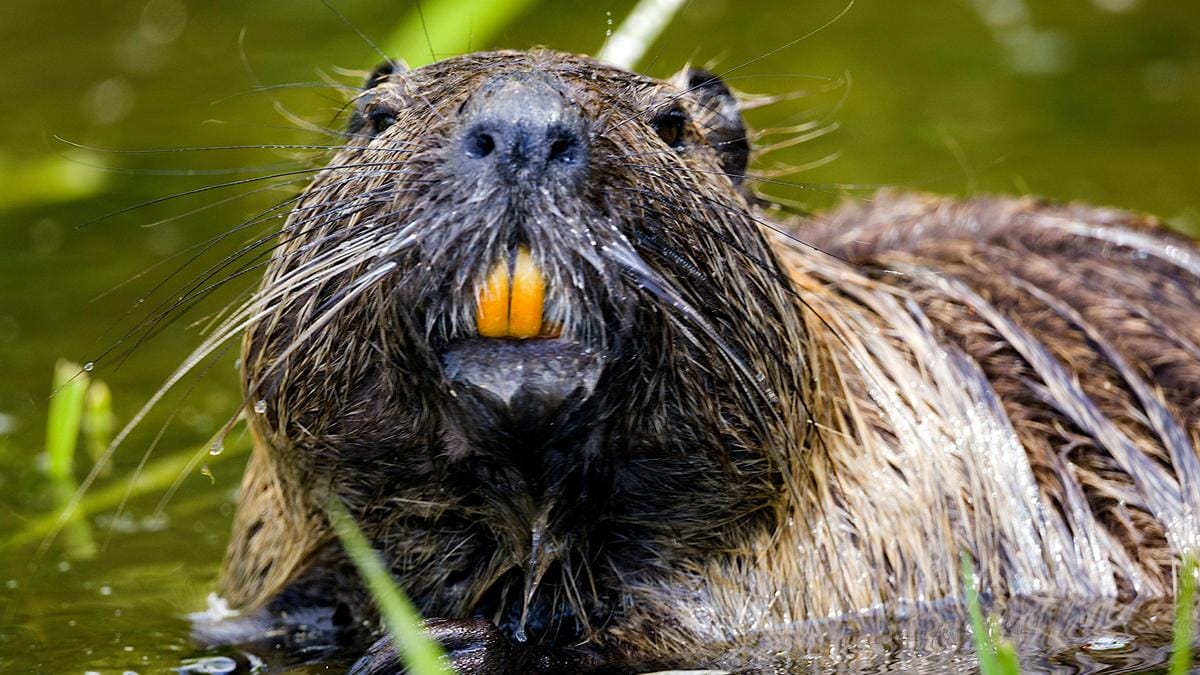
[349,60,406,136]
[680,68,750,184]
[364,59,405,90]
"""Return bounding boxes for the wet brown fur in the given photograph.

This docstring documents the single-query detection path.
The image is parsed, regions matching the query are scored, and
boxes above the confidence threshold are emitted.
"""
[211,50,1200,670]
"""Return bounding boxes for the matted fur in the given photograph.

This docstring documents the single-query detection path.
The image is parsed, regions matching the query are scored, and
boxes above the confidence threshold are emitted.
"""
[202,50,1200,670]
[615,194,1200,663]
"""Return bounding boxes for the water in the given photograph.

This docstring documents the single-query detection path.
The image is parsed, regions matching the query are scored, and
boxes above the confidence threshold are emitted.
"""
[0,0,1197,672]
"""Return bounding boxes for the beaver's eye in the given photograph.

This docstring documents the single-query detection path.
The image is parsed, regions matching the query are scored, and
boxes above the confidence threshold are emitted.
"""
[368,105,398,135]
[651,107,688,148]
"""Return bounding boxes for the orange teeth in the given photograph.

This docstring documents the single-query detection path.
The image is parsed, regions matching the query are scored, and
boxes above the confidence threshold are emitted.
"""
[476,255,511,338]
[476,246,558,339]
[508,247,545,338]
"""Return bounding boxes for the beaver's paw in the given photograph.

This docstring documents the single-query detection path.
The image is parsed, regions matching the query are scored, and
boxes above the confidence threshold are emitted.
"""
[348,618,608,675]
[423,617,523,674]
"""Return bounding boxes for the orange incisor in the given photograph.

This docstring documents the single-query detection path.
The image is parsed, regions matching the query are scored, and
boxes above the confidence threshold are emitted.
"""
[476,246,553,339]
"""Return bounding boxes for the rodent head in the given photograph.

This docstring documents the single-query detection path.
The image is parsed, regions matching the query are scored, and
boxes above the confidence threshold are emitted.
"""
[340,50,754,350]
[241,49,803,633]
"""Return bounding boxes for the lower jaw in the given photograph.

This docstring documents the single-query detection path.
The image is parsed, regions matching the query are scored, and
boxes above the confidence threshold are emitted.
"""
[439,338,608,408]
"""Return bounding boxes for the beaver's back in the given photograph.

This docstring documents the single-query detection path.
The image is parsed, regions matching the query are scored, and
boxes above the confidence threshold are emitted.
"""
[814,193,1200,595]
[606,192,1200,664]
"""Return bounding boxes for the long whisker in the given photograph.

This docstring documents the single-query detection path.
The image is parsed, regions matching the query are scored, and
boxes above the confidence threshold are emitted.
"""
[54,135,420,155]
[222,258,400,447]
[101,336,241,549]
[79,159,437,229]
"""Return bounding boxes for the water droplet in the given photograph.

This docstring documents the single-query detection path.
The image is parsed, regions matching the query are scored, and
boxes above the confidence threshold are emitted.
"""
[209,441,224,456]
[82,362,95,372]
[99,585,112,596]
[57,561,71,572]
[253,400,267,414]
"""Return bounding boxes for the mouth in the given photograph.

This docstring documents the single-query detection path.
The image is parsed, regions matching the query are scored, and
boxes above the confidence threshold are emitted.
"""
[439,245,607,414]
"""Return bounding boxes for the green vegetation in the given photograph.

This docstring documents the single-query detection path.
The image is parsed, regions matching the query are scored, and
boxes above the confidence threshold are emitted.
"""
[384,0,539,67]
[0,152,107,213]
[83,381,115,475]
[3,362,248,553]
[326,496,450,675]
[43,360,99,559]
[962,552,1199,675]
[382,0,677,70]
[1170,554,1197,675]
[45,360,91,483]
[3,437,246,552]
[961,553,1020,675]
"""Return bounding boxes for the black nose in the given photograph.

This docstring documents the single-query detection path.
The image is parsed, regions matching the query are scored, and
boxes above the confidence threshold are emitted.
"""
[456,75,588,184]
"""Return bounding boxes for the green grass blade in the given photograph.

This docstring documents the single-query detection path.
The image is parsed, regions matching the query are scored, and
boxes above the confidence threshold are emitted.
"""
[383,0,538,68]
[962,552,1020,675]
[994,638,1021,675]
[50,479,97,559]
[1170,553,1197,675]
[42,361,99,558]
[83,380,116,474]
[961,552,1000,675]
[45,360,89,482]
[325,496,449,675]
[2,440,246,552]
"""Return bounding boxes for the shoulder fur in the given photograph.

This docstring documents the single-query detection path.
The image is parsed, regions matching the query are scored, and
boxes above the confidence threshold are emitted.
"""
[219,426,331,610]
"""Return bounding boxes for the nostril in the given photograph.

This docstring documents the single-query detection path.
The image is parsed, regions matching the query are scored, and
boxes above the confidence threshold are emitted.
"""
[547,133,580,164]
[464,129,496,159]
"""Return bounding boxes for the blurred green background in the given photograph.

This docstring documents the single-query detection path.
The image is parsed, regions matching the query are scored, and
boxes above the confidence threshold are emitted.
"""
[0,0,1196,671]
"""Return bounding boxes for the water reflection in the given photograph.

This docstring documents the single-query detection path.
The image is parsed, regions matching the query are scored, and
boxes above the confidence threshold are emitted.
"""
[719,596,1177,674]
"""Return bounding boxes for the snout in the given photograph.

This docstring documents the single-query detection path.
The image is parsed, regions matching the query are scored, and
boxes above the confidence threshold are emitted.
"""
[454,74,589,186]
[417,74,629,459]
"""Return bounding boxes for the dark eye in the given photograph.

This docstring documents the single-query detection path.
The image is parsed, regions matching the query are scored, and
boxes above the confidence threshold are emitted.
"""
[368,105,398,135]
[651,107,688,148]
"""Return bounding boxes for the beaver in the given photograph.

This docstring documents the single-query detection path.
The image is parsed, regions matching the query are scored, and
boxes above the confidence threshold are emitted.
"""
[190,49,1200,673]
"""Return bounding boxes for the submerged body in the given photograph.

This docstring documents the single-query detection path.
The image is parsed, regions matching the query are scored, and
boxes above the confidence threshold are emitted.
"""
[196,50,1200,672]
